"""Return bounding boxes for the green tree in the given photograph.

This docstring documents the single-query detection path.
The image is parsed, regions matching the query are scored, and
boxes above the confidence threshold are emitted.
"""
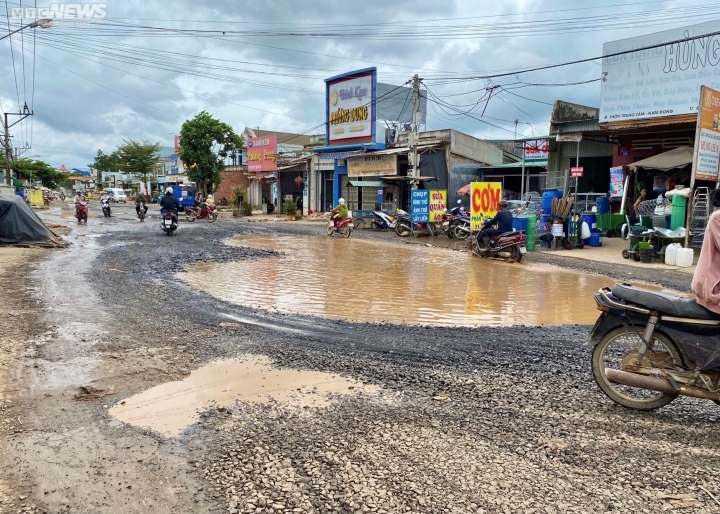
[14,158,69,189]
[89,149,122,184]
[179,111,242,197]
[117,140,162,191]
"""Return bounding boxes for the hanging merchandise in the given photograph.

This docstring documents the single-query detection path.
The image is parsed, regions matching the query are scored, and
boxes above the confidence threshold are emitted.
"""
[609,166,624,198]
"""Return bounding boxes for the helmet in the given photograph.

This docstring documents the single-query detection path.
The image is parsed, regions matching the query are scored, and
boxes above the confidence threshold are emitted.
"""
[499,200,509,208]
[165,187,173,194]
[338,198,345,205]
[76,190,82,194]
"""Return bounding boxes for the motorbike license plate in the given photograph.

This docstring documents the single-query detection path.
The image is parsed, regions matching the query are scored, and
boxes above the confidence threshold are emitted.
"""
[164,219,172,226]
[442,222,449,227]
[519,246,527,254]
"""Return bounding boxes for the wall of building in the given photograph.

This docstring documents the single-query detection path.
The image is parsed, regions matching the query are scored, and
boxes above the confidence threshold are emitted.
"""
[450,131,503,165]
[215,170,249,204]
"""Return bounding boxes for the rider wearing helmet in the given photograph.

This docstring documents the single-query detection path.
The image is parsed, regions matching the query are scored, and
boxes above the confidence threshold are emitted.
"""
[478,199,514,247]
[330,197,348,227]
[74,190,87,204]
[160,187,180,215]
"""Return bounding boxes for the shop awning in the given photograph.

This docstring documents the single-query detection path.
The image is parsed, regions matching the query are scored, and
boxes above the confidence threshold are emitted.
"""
[348,181,384,187]
[628,146,694,171]
[381,176,436,182]
[484,160,548,168]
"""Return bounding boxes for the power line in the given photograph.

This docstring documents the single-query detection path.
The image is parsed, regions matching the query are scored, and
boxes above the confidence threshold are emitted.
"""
[4,0,22,112]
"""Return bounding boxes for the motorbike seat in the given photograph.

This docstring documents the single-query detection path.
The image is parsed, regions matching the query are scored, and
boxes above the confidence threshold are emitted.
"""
[496,231,519,239]
[611,283,720,320]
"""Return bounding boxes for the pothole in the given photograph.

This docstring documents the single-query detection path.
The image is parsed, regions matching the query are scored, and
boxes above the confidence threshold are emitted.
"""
[109,355,378,437]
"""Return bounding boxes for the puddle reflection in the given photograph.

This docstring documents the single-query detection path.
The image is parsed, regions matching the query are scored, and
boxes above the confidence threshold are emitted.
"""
[180,234,614,327]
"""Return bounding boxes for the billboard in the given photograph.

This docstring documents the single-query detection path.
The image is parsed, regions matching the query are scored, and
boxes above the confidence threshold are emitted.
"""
[347,153,397,177]
[247,135,277,172]
[470,182,502,232]
[524,139,549,161]
[326,68,377,146]
[693,85,720,181]
[174,135,181,154]
[411,190,429,223]
[429,190,447,222]
[600,21,720,123]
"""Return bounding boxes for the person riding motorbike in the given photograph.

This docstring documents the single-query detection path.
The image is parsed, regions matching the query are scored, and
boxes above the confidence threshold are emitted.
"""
[135,192,149,216]
[477,200,513,247]
[160,187,180,219]
[74,190,87,204]
[329,198,348,228]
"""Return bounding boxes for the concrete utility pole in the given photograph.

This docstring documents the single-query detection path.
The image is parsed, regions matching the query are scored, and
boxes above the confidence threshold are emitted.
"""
[3,104,33,186]
[409,74,422,189]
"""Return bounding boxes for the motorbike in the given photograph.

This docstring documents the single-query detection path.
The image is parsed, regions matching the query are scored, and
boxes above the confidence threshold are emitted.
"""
[75,202,88,224]
[451,216,472,240]
[441,200,469,238]
[137,204,146,222]
[161,210,178,236]
[468,230,526,262]
[394,212,436,237]
[588,283,720,410]
[325,212,354,238]
[371,209,406,231]
[101,199,112,218]
[185,202,218,223]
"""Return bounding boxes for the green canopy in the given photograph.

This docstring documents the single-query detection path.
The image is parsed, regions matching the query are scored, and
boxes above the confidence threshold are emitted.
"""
[11,178,22,187]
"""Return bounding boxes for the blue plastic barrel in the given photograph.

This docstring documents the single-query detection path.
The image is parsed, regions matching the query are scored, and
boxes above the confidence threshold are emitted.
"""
[596,197,610,213]
[581,212,597,232]
[589,232,603,247]
[542,189,562,214]
[513,215,528,233]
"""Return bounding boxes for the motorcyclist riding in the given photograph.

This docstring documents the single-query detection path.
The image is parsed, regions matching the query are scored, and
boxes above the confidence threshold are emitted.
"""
[74,190,87,204]
[478,200,513,247]
[160,187,180,217]
[330,198,348,228]
[135,192,149,217]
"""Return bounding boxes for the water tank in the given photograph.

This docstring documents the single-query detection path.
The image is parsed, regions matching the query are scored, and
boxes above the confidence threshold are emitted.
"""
[581,212,597,232]
[665,243,681,266]
[596,197,610,214]
[676,247,694,268]
[542,189,563,214]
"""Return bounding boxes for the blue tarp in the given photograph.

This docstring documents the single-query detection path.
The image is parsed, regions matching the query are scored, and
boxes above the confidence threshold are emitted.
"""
[70,168,92,176]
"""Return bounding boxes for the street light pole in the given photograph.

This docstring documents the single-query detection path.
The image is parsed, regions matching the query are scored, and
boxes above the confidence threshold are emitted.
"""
[0,18,52,41]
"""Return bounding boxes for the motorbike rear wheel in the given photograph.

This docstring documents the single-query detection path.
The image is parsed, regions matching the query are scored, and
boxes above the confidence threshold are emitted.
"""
[341,225,352,238]
[371,220,382,231]
[395,222,411,237]
[591,326,682,410]
[452,224,469,240]
[511,245,523,262]
[207,212,218,223]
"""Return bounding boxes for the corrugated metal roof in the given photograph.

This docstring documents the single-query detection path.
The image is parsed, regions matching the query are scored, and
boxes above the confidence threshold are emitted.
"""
[554,120,601,133]
[452,163,483,173]
[484,160,548,168]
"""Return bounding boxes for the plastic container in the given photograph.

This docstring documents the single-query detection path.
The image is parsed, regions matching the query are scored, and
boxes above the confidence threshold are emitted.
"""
[676,247,694,268]
[551,220,564,238]
[664,243,681,266]
[513,214,528,234]
[671,194,686,230]
[581,212,597,232]
[542,189,563,214]
[589,232,603,247]
[581,221,591,243]
[596,197,610,214]
[526,214,536,251]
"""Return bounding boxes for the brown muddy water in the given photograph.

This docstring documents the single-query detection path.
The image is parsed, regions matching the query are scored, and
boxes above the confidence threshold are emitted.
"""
[180,234,617,327]
[110,355,378,437]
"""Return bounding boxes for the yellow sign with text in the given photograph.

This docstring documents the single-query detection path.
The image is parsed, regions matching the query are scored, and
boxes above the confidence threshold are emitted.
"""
[470,182,502,232]
[695,85,720,181]
[29,190,44,207]
[428,189,447,222]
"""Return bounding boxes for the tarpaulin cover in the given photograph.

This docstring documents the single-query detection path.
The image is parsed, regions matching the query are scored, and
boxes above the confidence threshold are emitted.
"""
[0,195,66,247]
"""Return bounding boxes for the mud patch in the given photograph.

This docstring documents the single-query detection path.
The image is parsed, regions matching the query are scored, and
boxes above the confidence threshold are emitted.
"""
[109,355,378,437]
[181,234,614,326]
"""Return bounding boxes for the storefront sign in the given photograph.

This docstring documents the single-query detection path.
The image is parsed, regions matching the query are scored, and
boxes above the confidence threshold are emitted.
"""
[570,167,584,177]
[174,135,181,154]
[470,182,502,231]
[347,153,397,177]
[600,21,720,123]
[693,85,720,181]
[428,190,447,222]
[524,139,549,161]
[610,166,624,197]
[247,135,277,172]
[411,190,429,223]
[326,68,376,145]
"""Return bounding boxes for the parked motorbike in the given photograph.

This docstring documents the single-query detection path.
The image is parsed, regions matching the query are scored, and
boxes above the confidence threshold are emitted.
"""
[441,200,469,238]
[161,210,178,236]
[75,202,88,224]
[394,213,436,237]
[185,202,218,223]
[101,199,112,218]
[325,212,354,238]
[451,216,472,239]
[371,209,407,231]
[468,230,526,262]
[588,283,720,410]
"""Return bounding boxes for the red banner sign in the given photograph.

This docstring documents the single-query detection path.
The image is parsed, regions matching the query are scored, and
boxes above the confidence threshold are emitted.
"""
[247,135,277,172]
[570,167,584,177]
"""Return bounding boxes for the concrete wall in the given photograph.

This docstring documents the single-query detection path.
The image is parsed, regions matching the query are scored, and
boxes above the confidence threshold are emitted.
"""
[450,131,503,165]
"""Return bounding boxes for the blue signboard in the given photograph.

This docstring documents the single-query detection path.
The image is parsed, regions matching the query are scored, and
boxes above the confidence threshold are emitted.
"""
[411,190,429,223]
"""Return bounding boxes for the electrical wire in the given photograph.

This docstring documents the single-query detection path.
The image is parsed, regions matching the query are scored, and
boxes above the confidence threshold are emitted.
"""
[4,0,21,112]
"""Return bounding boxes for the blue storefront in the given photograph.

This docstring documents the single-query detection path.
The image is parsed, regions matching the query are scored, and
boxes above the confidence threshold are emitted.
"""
[313,67,386,206]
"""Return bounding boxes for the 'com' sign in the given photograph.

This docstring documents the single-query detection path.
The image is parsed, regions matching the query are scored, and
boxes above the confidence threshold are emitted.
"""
[470,182,502,232]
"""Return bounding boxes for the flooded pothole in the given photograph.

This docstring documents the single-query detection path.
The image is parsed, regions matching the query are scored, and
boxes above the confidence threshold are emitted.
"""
[180,234,616,327]
[109,355,377,437]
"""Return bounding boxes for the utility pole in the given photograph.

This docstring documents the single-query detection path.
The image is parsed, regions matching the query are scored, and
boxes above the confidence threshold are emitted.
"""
[3,104,33,186]
[409,74,422,189]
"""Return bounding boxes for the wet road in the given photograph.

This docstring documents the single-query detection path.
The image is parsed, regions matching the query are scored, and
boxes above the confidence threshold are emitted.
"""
[1,202,719,514]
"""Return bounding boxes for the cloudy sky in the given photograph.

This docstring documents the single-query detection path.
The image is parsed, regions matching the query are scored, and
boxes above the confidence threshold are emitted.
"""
[0,0,718,169]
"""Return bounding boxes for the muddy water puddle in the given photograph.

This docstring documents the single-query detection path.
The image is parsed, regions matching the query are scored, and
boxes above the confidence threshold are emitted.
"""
[110,355,377,437]
[180,234,618,327]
